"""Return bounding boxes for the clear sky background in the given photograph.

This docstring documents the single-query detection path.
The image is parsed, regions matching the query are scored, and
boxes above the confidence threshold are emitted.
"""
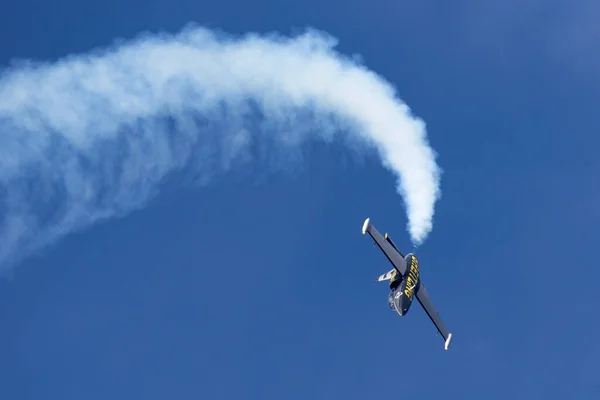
[1,0,598,399]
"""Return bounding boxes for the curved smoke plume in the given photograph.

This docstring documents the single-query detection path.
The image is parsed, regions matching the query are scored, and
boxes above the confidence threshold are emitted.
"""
[0,24,441,273]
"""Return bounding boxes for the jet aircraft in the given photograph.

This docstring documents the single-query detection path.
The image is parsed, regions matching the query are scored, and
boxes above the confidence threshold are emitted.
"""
[362,217,453,350]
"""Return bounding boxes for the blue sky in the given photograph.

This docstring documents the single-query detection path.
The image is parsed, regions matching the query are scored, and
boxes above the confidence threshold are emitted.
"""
[1,0,598,399]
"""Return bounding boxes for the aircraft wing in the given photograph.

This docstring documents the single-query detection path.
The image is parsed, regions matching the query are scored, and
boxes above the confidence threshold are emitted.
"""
[361,218,407,276]
[416,283,453,350]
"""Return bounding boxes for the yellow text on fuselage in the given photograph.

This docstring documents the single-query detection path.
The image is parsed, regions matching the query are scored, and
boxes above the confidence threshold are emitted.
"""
[404,256,419,299]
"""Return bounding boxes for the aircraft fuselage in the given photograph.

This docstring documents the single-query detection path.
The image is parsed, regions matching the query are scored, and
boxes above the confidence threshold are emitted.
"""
[388,253,421,316]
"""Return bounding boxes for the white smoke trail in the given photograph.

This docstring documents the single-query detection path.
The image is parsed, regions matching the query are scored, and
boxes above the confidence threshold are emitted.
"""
[0,24,441,273]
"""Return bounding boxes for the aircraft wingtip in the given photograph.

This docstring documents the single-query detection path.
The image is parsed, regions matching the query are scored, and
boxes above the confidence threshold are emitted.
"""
[362,218,370,234]
[444,333,453,350]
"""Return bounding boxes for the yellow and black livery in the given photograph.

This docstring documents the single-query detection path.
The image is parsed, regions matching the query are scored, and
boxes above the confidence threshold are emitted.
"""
[364,218,453,350]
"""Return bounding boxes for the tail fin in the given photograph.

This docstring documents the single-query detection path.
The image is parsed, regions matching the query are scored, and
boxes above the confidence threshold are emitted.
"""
[377,269,396,282]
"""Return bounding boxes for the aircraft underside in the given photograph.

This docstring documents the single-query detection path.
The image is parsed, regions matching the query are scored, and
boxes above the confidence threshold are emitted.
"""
[388,286,414,316]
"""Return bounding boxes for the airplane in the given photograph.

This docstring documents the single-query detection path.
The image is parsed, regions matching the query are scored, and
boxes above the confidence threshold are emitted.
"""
[361,217,453,350]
